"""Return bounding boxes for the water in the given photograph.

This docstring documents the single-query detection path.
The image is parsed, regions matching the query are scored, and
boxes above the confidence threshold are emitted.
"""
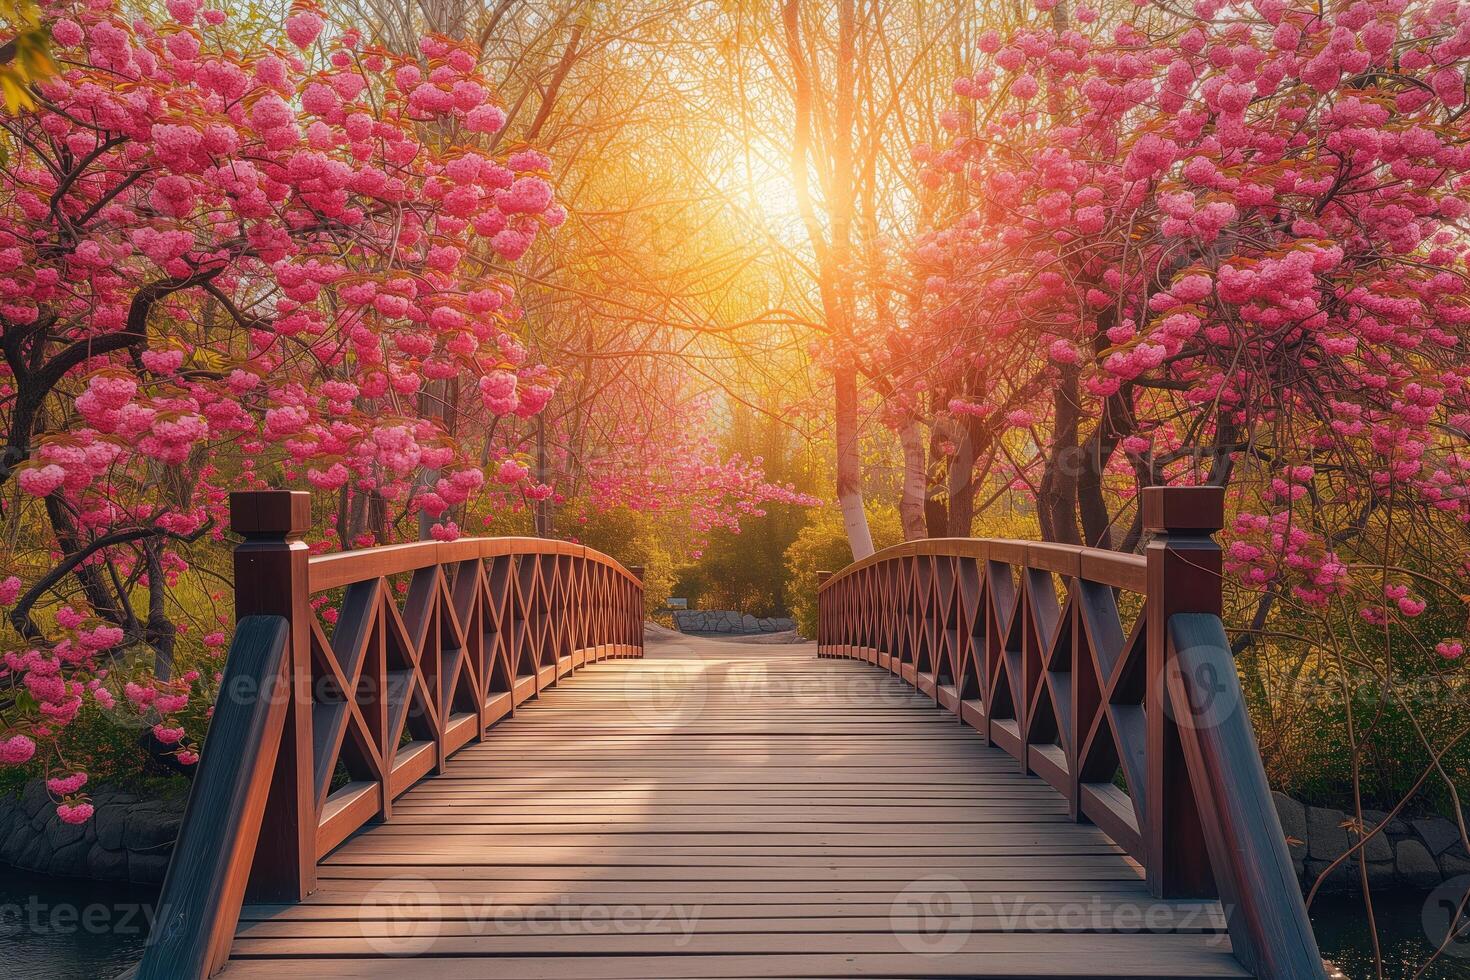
[0,870,157,979]
[1314,889,1470,979]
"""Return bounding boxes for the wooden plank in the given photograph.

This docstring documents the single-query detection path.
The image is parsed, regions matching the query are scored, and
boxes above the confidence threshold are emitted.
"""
[221,950,1249,979]
[228,648,1241,978]
[314,781,380,859]
[388,741,436,798]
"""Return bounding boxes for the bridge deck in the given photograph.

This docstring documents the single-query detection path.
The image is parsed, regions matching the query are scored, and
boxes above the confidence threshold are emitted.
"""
[226,635,1247,978]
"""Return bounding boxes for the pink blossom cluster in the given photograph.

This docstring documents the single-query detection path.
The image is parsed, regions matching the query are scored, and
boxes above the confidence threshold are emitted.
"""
[0,0,568,816]
[902,0,1470,652]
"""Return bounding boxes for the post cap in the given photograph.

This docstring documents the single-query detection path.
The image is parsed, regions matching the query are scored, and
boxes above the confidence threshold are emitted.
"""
[1142,485,1224,534]
[627,565,645,581]
[230,490,312,537]
[816,570,833,585]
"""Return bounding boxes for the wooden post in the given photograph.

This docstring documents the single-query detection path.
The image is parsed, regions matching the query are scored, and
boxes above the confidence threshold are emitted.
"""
[1143,484,1224,899]
[627,567,644,657]
[816,572,832,655]
[230,490,316,902]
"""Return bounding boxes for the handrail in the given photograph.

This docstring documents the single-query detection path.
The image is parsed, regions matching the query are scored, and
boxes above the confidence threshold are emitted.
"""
[137,616,289,978]
[1166,613,1323,979]
[137,491,645,978]
[815,486,1325,980]
[307,535,641,592]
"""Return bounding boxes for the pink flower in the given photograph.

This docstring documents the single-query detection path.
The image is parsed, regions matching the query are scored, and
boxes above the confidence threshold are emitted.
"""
[0,576,20,605]
[1047,339,1080,364]
[497,177,554,214]
[1437,641,1465,660]
[152,724,186,745]
[56,803,94,825]
[17,465,65,497]
[52,19,84,46]
[496,459,529,484]
[46,772,88,795]
[1169,274,1212,303]
[0,735,37,765]
[285,12,324,49]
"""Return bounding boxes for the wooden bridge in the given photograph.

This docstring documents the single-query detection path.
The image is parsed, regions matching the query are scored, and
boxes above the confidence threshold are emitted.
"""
[133,487,1326,979]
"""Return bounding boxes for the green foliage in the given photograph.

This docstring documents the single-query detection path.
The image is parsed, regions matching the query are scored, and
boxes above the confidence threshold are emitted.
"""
[673,504,808,617]
[0,0,55,114]
[572,506,676,617]
[1236,589,1470,815]
[783,503,904,638]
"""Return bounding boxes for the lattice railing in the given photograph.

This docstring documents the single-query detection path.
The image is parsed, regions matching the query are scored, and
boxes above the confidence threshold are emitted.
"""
[138,491,644,978]
[816,486,1324,980]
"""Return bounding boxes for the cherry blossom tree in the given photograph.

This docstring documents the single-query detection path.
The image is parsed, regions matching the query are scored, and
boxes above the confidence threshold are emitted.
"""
[906,0,1470,938]
[912,0,1470,625]
[0,0,564,822]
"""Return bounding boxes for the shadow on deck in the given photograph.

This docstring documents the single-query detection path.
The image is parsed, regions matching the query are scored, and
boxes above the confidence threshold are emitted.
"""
[226,639,1245,979]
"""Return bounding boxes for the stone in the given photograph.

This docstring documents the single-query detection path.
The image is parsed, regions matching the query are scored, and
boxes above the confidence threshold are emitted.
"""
[21,779,50,818]
[741,614,759,632]
[43,812,87,852]
[1356,826,1393,863]
[1367,860,1395,885]
[87,843,130,880]
[1307,806,1350,861]
[0,822,25,865]
[1413,818,1462,857]
[16,835,46,871]
[1273,792,1308,861]
[1363,808,1409,837]
[127,852,170,885]
[48,839,90,878]
[1441,847,1470,876]
[1304,858,1356,894]
[125,810,181,851]
[94,805,127,851]
[0,779,190,888]
[1397,839,1441,889]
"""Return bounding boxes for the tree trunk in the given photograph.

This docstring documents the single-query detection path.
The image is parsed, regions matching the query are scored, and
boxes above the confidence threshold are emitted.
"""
[1039,364,1081,544]
[835,363,874,559]
[944,415,981,537]
[782,0,873,560]
[898,418,928,540]
[534,412,553,536]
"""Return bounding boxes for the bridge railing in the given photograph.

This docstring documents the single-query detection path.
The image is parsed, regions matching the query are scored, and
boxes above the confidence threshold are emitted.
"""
[137,490,644,978]
[816,485,1324,980]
